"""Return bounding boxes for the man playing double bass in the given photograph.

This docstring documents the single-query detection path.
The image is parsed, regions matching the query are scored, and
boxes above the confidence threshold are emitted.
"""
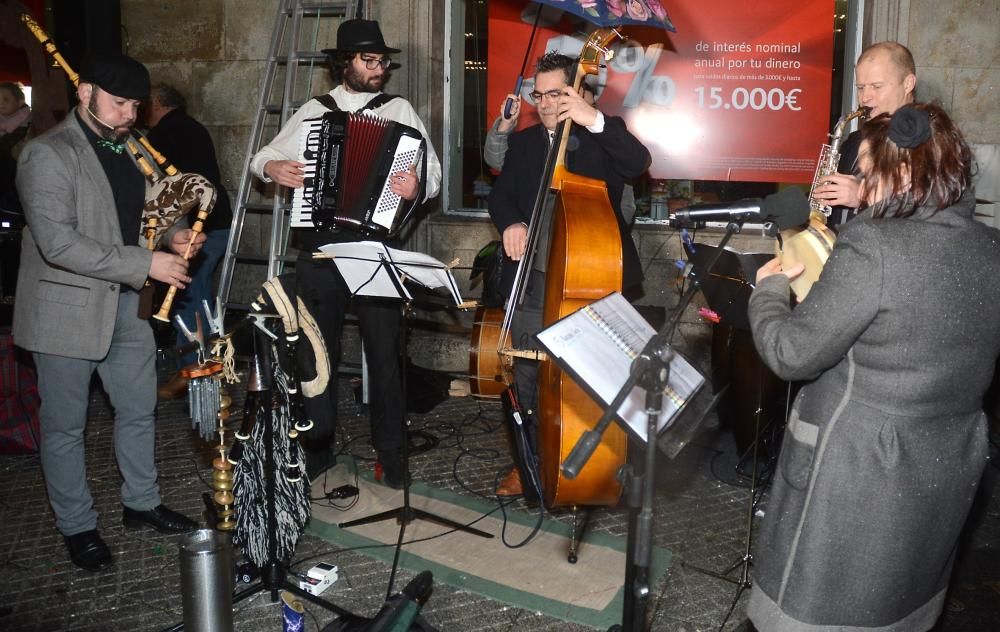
[487,52,650,498]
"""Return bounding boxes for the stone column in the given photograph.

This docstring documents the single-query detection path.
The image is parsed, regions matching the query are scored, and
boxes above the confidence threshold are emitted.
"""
[863,0,911,47]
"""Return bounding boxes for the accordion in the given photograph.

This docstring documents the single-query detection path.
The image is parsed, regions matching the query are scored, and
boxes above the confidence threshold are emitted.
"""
[291,110,424,236]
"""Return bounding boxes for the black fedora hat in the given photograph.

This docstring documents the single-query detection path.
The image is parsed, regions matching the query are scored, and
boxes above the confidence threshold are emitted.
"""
[321,19,401,56]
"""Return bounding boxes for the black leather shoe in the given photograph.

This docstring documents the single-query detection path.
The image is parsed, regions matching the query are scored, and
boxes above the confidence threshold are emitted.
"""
[63,529,112,571]
[122,504,198,534]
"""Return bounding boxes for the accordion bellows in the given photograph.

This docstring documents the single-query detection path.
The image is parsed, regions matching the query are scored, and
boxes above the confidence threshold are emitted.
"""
[292,110,424,236]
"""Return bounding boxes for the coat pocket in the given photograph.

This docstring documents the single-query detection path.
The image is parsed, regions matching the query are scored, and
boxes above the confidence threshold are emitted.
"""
[38,279,91,307]
[780,409,819,490]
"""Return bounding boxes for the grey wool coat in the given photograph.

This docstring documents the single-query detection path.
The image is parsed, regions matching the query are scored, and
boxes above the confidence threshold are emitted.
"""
[14,113,171,361]
[746,190,1000,631]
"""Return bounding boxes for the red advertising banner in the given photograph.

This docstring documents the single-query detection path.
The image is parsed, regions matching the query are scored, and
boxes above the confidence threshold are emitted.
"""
[487,0,834,183]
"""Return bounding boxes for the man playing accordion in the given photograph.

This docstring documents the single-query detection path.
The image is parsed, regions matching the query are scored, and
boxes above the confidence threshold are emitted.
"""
[251,19,442,486]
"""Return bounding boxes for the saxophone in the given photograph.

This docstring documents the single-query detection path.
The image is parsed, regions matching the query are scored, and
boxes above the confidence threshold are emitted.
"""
[777,106,870,299]
[808,106,872,216]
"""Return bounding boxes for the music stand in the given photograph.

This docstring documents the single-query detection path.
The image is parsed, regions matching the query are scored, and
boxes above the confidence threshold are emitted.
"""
[686,243,769,332]
[315,242,492,597]
[542,220,746,632]
[680,242,783,627]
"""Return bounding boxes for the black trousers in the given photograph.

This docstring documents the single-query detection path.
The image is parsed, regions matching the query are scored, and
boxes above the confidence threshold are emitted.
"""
[295,254,405,455]
[505,269,545,493]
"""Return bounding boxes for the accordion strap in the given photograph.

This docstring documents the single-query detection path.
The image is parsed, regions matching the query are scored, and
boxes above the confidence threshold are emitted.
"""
[312,92,399,113]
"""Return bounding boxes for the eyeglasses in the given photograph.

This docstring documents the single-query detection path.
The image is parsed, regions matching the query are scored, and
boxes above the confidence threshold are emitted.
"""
[530,89,563,102]
[359,55,391,70]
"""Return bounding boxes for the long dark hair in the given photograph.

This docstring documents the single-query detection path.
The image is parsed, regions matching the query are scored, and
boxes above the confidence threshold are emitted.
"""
[859,102,971,219]
[327,51,355,85]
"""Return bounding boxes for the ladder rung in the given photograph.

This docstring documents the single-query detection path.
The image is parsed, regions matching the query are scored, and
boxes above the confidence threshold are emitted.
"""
[274,52,329,64]
[264,101,309,114]
[287,1,353,15]
[242,202,290,212]
[233,253,299,264]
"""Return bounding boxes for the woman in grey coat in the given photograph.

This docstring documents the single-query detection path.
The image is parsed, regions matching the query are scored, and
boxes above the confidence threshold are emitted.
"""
[746,102,1000,631]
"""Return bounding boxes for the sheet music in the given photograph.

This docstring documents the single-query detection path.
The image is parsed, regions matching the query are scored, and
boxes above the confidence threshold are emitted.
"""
[316,241,463,305]
[317,241,408,298]
[384,245,463,305]
[536,292,705,442]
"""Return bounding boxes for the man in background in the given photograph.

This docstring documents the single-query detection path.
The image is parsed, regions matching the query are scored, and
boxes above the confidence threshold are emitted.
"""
[146,82,233,399]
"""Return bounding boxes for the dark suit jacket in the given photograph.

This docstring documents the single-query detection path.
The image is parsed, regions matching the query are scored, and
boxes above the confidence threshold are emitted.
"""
[146,108,233,232]
[488,116,650,289]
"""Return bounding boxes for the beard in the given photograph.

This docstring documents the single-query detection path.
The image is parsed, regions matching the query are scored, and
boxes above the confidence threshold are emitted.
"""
[87,93,131,144]
[343,64,386,93]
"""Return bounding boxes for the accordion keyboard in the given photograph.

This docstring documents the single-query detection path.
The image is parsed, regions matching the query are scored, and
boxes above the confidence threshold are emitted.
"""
[290,118,324,228]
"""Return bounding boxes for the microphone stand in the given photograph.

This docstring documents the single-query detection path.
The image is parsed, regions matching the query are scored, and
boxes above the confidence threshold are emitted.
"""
[561,220,746,632]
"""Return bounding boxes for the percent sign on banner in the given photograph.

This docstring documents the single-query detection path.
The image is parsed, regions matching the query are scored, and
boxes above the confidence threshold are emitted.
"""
[487,0,835,183]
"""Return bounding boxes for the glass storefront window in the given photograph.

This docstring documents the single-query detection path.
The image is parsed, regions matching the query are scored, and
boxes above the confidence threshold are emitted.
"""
[443,0,860,216]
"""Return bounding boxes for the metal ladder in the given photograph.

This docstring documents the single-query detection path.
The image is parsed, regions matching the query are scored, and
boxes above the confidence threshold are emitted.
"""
[216,0,365,316]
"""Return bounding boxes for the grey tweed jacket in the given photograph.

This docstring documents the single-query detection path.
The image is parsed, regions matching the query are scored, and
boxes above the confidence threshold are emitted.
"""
[14,113,161,360]
[747,190,1000,631]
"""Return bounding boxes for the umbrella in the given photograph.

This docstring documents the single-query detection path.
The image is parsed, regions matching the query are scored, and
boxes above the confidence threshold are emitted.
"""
[533,0,676,32]
[501,0,675,117]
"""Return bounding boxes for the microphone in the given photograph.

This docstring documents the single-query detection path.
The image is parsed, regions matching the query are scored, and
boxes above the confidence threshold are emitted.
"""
[86,105,119,131]
[367,570,433,631]
[669,187,810,230]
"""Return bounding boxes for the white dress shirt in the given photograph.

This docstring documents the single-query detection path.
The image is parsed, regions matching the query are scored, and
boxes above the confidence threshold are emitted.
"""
[250,85,442,201]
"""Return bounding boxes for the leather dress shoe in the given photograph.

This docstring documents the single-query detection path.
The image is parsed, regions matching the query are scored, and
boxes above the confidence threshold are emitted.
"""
[496,468,523,497]
[64,529,112,571]
[123,504,198,534]
[157,372,188,400]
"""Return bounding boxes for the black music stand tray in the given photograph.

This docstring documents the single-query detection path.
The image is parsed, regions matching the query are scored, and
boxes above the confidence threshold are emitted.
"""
[316,242,491,598]
[680,242,779,626]
[686,243,770,332]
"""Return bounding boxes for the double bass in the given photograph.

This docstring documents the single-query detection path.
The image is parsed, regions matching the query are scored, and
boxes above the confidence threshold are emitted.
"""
[537,29,628,509]
[470,28,631,511]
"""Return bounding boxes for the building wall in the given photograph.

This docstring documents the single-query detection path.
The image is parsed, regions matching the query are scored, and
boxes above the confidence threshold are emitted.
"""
[866,0,1000,211]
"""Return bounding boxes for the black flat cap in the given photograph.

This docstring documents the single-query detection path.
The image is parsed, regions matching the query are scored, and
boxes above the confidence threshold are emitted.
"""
[321,19,401,56]
[79,52,150,99]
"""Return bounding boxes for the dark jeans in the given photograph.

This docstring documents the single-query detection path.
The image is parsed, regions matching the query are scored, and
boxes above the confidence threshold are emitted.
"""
[172,228,229,368]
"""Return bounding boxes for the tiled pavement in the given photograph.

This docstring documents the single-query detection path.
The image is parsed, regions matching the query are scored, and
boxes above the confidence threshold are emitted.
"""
[1,363,997,631]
